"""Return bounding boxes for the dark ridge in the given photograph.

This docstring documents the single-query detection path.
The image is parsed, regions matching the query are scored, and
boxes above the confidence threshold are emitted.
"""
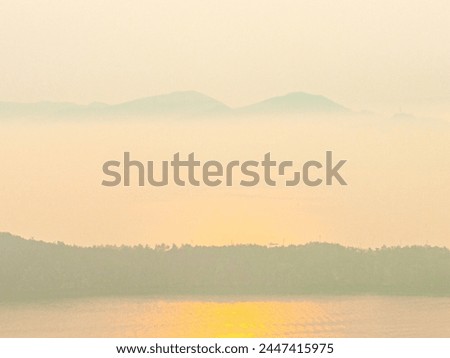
[1,232,449,301]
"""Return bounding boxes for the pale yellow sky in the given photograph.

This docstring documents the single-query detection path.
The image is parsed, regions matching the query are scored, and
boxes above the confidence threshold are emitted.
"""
[0,0,449,115]
[0,1,449,248]
[0,116,449,248]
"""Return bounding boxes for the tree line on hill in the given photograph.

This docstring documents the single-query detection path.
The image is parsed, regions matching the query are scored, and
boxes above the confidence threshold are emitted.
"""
[1,232,449,301]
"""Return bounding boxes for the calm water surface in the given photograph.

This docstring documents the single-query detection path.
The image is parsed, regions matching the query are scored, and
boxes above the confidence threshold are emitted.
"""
[1,296,450,337]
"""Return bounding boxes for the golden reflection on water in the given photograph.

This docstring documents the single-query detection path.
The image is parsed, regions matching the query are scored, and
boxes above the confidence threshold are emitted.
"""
[3,296,450,337]
[134,300,343,338]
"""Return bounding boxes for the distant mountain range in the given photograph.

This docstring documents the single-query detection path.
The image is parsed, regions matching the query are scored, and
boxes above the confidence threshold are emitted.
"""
[0,91,350,118]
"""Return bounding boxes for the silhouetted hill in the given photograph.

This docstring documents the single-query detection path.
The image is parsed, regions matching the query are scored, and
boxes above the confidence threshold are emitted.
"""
[106,91,231,117]
[238,92,349,114]
[1,232,449,301]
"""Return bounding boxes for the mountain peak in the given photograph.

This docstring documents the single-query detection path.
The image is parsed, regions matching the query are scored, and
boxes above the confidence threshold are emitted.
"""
[110,91,230,116]
[239,91,348,114]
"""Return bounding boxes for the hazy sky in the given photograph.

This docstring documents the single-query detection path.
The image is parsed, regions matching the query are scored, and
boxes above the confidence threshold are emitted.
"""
[0,1,449,248]
[1,0,449,114]
[1,117,449,248]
